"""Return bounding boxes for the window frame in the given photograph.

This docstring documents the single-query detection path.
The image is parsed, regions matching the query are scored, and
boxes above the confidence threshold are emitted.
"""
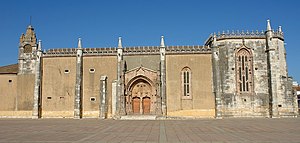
[236,48,253,94]
[89,68,95,73]
[181,67,192,99]
[64,69,70,74]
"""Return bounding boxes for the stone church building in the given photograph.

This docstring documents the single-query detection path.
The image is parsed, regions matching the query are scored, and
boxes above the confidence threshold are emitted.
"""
[0,20,298,119]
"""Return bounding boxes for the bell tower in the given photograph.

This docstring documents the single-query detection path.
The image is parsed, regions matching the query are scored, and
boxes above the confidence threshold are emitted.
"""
[18,25,38,74]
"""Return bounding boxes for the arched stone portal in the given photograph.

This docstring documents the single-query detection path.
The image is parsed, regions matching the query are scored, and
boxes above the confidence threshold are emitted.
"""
[126,76,159,115]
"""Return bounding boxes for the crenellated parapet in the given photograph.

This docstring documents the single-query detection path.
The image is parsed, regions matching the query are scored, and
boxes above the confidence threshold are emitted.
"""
[44,48,77,56]
[44,47,118,57]
[217,30,265,39]
[166,45,211,54]
[123,46,159,55]
[43,45,211,57]
[205,29,284,45]
[85,47,118,55]
[123,45,210,55]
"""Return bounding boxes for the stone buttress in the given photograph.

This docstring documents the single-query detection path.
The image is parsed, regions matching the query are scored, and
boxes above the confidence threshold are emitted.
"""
[74,38,83,119]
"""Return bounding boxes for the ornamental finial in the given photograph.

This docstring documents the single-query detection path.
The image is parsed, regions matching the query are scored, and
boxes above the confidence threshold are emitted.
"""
[278,26,282,33]
[160,36,165,48]
[78,38,82,49]
[38,40,42,51]
[118,37,122,48]
[267,19,272,31]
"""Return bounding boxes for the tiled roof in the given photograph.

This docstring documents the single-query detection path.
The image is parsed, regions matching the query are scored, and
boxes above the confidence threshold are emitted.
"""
[0,64,18,74]
[293,86,300,91]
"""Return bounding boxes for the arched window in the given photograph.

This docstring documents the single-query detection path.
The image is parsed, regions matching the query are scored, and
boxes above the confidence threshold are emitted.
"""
[182,67,192,98]
[236,48,253,94]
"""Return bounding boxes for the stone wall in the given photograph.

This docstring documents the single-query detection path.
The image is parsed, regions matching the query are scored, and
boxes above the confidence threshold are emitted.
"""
[82,56,117,118]
[17,74,35,111]
[124,55,160,71]
[41,57,76,118]
[208,32,298,118]
[166,54,215,118]
[0,74,18,111]
[215,38,270,117]
[0,74,34,118]
[273,38,297,117]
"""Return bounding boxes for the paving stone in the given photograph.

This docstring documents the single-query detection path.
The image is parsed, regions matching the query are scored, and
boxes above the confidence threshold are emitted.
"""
[0,118,299,142]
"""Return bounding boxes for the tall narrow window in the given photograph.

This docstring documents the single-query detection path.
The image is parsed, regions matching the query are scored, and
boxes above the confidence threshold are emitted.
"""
[236,48,253,94]
[182,67,192,98]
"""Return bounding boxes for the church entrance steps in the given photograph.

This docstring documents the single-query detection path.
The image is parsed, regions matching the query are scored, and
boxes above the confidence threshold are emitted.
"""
[120,115,157,120]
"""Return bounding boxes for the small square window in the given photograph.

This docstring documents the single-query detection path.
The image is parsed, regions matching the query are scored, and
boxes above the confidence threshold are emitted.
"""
[64,69,70,73]
[90,97,96,102]
[8,80,12,83]
[89,68,95,73]
[47,97,52,100]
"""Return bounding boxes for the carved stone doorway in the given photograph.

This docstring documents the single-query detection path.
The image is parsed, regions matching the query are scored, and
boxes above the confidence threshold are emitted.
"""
[124,67,162,116]
[126,76,159,115]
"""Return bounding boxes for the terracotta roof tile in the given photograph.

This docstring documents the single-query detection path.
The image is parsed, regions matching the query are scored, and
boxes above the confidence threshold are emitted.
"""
[0,64,18,74]
[293,86,300,91]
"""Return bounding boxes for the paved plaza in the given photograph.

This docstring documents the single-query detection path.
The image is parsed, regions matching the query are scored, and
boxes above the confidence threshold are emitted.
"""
[0,118,299,142]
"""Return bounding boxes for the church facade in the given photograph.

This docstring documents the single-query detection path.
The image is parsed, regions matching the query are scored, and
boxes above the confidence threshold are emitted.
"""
[0,20,298,119]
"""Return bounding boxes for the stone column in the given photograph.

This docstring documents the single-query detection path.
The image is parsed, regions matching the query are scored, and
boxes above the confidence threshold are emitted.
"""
[293,87,299,116]
[211,34,222,119]
[266,20,279,118]
[32,40,42,119]
[18,45,24,74]
[289,77,299,116]
[100,76,107,119]
[112,80,117,116]
[116,37,125,116]
[156,66,162,115]
[160,36,167,116]
[74,38,83,119]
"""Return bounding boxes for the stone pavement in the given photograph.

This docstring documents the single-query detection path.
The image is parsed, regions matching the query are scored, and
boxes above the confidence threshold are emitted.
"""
[0,118,299,143]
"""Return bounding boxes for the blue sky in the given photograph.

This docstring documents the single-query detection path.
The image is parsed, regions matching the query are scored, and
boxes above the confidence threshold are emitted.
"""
[1,0,300,82]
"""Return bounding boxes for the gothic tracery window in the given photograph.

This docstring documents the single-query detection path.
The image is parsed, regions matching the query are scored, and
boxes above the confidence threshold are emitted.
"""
[182,67,192,98]
[236,48,253,94]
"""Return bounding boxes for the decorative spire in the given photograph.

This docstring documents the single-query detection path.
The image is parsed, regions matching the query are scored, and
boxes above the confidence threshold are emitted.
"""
[38,40,42,51]
[278,26,282,33]
[267,19,272,31]
[78,38,82,49]
[22,25,36,44]
[118,37,122,48]
[160,36,165,47]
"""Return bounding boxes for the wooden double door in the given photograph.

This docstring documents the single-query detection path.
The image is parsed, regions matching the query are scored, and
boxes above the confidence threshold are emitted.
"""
[132,97,151,114]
